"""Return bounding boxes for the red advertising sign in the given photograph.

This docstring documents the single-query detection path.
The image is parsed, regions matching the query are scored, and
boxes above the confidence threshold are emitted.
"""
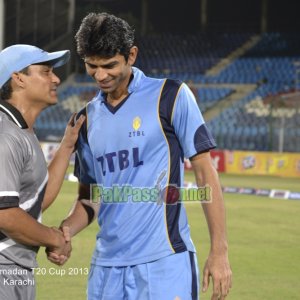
[210,150,225,172]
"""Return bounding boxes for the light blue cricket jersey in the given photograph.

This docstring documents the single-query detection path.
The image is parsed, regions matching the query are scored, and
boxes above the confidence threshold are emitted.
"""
[75,67,216,267]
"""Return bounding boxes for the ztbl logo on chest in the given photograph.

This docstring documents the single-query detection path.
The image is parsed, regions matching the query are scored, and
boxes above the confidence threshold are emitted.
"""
[129,116,145,137]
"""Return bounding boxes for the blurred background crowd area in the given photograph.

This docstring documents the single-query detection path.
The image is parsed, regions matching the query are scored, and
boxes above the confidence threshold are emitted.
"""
[1,0,300,153]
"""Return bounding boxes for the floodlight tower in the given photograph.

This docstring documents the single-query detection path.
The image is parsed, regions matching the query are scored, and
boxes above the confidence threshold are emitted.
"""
[261,0,268,33]
[0,0,4,50]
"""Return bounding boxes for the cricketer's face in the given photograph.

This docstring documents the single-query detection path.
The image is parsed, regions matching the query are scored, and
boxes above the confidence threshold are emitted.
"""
[84,47,138,96]
[23,64,61,107]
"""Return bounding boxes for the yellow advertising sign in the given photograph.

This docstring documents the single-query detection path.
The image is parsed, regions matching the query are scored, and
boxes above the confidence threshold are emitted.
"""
[267,153,300,177]
[225,151,300,178]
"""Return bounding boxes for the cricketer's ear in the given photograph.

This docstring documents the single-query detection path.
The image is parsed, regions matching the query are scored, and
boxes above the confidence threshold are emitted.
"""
[11,72,27,89]
[128,46,138,66]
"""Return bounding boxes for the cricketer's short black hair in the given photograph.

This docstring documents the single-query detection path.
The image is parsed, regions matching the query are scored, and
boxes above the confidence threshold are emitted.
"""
[0,67,29,100]
[0,80,13,100]
[75,12,135,61]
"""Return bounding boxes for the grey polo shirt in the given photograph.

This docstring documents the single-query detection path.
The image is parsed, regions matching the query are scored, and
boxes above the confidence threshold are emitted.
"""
[0,100,48,269]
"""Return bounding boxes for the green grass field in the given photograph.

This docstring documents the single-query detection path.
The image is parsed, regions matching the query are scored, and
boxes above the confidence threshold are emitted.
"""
[36,172,300,299]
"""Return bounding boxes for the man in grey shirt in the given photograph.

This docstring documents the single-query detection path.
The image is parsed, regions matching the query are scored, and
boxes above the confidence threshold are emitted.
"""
[0,44,85,299]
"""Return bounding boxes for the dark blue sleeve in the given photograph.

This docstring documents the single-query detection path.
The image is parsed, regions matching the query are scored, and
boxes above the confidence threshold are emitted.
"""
[73,107,97,184]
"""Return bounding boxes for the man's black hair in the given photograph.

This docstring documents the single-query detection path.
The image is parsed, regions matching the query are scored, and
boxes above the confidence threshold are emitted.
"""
[0,67,29,100]
[75,12,135,61]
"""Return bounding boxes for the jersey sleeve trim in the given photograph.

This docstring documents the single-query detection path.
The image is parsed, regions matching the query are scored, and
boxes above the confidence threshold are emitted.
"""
[0,191,19,197]
[190,141,216,158]
[0,196,19,209]
[192,123,217,157]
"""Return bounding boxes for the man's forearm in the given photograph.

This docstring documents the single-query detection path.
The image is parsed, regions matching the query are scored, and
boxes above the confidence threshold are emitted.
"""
[60,200,97,237]
[42,144,74,211]
[42,114,86,211]
[0,207,65,249]
[191,152,228,254]
[201,177,228,254]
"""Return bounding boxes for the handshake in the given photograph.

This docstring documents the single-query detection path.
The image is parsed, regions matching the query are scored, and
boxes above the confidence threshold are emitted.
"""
[45,226,72,266]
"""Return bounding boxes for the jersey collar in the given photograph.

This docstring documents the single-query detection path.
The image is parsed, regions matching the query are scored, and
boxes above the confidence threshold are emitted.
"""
[127,67,144,93]
[0,100,29,129]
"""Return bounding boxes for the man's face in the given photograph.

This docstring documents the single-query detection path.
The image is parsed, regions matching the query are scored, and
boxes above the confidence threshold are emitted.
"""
[84,48,137,95]
[23,64,60,107]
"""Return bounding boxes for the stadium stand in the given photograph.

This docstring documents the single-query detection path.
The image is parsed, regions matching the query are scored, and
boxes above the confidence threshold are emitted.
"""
[204,32,300,152]
[196,87,234,113]
[135,33,253,80]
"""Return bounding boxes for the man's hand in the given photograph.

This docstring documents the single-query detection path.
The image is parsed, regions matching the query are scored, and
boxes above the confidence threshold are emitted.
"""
[60,113,85,152]
[46,226,72,266]
[202,252,232,300]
